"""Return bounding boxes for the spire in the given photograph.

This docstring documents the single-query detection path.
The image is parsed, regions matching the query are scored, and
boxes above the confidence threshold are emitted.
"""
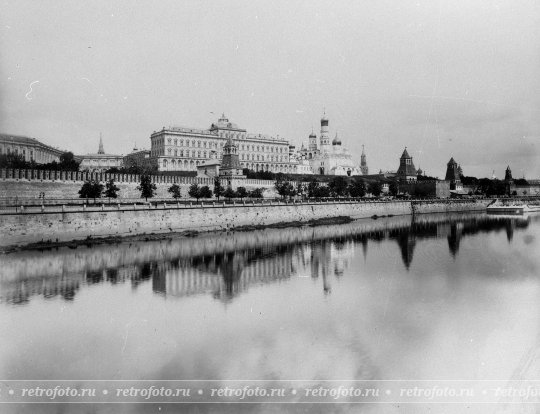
[98,133,105,154]
[401,147,410,159]
[362,144,365,155]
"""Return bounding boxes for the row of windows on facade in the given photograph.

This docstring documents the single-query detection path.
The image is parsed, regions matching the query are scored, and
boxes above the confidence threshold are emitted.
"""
[0,146,55,161]
[158,148,288,162]
[160,158,295,171]
[82,159,121,165]
[154,137,286,154]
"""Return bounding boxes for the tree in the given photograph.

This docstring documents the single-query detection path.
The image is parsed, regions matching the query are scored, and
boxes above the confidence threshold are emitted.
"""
[137,174,157,200]
[248,188,265,198]
[275,178,296,199]
[104,179,120,199]
[188,183,201,201]
[296,182,305,199]
[168,183,182,199]
[223,187,237,200]
[199,186,213,198]
[328,176,348,197]
[307,179,320,198]
[78,180,103,200]
[388,181,398,197]
[236,187,248,199]
[59,152,80,171]
[348,179,366,198]
[213,178,224,200]
[0,153,27,169]
[368,181,382,197]
[315,185,330,198]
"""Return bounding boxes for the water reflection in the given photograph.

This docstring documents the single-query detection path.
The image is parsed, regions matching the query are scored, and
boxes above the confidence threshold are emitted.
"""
[0,212,535,306]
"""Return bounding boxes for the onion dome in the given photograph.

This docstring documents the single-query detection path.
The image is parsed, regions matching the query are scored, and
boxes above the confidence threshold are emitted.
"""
[332,133,341,146]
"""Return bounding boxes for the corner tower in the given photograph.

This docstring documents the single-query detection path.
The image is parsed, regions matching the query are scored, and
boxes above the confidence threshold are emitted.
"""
[396,147,417,181]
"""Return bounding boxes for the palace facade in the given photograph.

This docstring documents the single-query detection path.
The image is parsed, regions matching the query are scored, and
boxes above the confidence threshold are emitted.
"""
[0,134,64,164]
[77,136,124,172]
[149,114,293,173]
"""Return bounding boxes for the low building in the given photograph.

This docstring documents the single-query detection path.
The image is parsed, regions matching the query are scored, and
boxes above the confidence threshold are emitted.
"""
[77,136,123,172]
[196,151,220,178]
[123,146,152,171]
[0,133,64,164]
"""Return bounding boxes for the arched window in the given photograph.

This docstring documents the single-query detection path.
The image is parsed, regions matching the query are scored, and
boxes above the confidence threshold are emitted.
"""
[174,139,177,145]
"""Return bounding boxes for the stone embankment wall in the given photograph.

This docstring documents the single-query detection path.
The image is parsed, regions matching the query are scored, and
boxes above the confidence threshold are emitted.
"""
[0,199,495,249]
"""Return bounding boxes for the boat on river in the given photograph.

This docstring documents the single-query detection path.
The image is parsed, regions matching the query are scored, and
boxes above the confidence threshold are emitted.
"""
[487,199,540,215]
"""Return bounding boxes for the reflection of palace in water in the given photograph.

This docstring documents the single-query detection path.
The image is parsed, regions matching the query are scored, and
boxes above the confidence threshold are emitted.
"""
[0,213,535,305]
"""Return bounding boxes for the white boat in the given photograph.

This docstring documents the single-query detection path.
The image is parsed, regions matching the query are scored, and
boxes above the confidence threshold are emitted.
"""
[487,200,540,214]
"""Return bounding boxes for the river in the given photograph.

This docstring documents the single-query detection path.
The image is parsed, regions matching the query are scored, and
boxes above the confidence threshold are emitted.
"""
[1,212,539,413]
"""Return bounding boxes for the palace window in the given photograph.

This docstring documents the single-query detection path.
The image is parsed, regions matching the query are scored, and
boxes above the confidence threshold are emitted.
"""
[174,139,177,145]
[168,138,171,144]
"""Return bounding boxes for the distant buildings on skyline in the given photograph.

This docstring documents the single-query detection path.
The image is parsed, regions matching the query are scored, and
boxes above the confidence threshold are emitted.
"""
[0,111,535,181]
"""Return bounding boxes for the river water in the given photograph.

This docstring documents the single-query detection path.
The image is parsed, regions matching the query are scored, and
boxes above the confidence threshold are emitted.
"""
[1,212,540,413]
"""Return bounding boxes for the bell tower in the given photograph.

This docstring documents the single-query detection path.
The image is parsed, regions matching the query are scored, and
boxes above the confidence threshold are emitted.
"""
[320,111,330,150]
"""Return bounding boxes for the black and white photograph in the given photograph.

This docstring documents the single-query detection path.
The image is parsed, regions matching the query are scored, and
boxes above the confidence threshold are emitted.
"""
[1,1,540,412]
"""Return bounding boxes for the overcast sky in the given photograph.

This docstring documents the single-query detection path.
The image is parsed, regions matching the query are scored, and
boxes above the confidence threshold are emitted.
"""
[1,0,539,178]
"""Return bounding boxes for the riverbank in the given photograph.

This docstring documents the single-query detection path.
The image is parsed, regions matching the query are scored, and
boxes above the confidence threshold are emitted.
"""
[0,199,495,250]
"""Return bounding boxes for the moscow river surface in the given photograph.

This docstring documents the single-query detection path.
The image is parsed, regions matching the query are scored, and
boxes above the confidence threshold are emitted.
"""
[1,212,540,413]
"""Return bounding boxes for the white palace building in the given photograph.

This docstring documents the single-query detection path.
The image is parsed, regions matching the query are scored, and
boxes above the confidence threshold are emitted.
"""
[149,114,294,173]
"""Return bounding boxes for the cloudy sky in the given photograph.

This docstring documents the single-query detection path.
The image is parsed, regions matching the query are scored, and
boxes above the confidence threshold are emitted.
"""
[1,0,539,178]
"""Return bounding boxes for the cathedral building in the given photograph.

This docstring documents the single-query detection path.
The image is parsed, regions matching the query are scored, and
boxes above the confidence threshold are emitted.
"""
[149,114,293,173]
[298,113,365,176]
